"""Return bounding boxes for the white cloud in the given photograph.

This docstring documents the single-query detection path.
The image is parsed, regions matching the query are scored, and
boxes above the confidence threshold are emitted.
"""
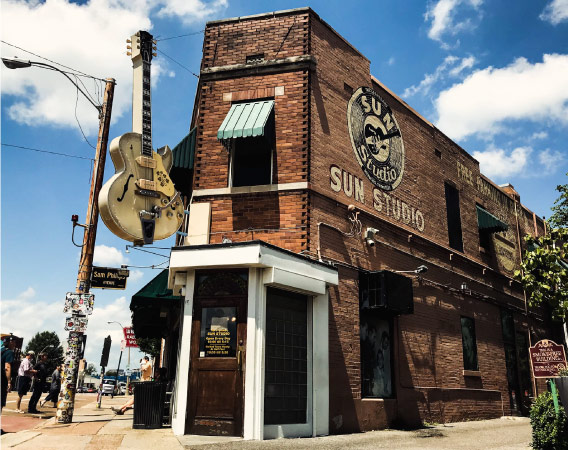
[531,131,549,140]
[540,0,568,25]
[425,0,483,43]
[538,149,565,172]
[128,270,145,283]
[403,55,475,98]
[1,287,140,369]
[473,147,530,178]
[435,54,568,140]
[1,0,226,134]
[387,57,396,66]
[157,0,227,24]
[93,245,128,266]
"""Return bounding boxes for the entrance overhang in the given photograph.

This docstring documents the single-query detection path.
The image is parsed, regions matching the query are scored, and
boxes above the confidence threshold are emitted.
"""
[168,241,338,440]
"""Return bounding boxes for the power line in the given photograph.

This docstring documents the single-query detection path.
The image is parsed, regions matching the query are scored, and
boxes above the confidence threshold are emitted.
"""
[1,40,107,81]
[157,48,199,79]
[156,30,204,42]
[2,143,94,161]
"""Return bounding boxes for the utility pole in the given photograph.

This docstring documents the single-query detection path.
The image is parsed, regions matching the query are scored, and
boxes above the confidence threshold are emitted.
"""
[57,78,116,424]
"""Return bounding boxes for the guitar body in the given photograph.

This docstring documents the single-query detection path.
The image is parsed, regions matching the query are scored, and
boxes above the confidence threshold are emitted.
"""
[99,132,184,243]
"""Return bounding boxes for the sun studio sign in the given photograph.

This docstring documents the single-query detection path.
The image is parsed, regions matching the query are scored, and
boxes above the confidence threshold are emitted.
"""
[347,87,405,191]
[328,86,425,232]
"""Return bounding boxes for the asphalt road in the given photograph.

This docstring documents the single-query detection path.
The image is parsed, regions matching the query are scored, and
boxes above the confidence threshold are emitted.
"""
[185,418,532,450]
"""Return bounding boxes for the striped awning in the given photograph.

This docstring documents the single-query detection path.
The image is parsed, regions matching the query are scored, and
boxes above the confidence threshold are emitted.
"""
[217,100,274,140]
[172,127,196,170]
[476,205,509,233]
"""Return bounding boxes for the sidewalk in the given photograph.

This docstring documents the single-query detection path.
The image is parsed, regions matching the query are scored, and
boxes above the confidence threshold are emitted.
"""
[1,396,183,450]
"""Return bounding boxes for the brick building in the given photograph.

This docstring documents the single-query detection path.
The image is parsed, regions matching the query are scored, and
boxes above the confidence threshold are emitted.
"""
[132,7,559,440]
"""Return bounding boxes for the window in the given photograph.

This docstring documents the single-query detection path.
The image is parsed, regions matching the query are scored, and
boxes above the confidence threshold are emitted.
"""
[231,135,273,187]
[264,288,308,425]
[461,316,479,371]
[360,313,393,398]
[445,182,464,252]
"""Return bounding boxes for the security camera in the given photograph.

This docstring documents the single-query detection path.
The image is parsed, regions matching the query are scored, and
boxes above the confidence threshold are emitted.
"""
[415,265,428,274]
[366,238,375,247]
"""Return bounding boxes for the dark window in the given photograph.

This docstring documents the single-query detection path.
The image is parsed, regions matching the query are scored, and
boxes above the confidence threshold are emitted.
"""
[264,288,308,425]
[231,136,273,187]
[461,316,479,371]
[434,148,442,158]
[445,182,464,252]
[479,230,491,250]
[360,313,393,398]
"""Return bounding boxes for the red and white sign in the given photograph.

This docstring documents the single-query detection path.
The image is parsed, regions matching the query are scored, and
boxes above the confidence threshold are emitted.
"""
[123,327,138,348]
[529,339,567,378]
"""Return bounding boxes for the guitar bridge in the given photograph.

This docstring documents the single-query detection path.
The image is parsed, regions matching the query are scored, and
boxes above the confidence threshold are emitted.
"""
[140,210,157,219]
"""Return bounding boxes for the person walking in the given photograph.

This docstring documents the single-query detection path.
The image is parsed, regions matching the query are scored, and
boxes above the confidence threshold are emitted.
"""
[40,364,61,408]
[15,351,36,414]
[1,339,16,413]
[28,353,48,414]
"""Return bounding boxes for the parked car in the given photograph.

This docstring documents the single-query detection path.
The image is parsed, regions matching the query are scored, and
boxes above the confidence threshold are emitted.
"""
[101,379,117,396]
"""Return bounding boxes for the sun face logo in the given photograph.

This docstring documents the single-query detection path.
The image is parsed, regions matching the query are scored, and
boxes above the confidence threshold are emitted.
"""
[347,87,405,191]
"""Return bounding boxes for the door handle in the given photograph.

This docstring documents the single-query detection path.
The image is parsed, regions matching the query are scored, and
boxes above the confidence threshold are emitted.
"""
[237,347,245,373]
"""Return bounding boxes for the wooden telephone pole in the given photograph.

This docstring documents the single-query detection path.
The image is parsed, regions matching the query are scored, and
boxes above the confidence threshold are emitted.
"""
[56,78,116,424]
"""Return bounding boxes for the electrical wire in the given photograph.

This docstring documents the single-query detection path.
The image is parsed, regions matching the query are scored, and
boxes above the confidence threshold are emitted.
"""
[1,143,94,161]
[73,75,97,149]
[155,30,204,42]
[1,40,106,81]
[156,49,199,78]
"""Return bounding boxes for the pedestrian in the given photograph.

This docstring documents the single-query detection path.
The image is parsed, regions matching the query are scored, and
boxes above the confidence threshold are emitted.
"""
[41,364,61,408]
[140,356,152,381]
[2,339,16,433]
[15,350,36,413]
[28,353,48,414]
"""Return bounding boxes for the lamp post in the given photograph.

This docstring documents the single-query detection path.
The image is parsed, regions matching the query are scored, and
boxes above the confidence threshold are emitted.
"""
[107,321,127,395]
[2,57,116,423]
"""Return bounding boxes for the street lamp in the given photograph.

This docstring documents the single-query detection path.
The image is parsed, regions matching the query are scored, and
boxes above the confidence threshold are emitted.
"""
[108,321,131,395]
[3,56,116,424]
[38,344,54,356]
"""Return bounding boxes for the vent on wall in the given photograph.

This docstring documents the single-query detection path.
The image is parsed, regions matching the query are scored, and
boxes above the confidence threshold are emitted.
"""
[246,53,264,64]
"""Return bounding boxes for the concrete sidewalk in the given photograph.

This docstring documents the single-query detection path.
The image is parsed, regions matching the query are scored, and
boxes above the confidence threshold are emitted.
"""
[1,396,183,450]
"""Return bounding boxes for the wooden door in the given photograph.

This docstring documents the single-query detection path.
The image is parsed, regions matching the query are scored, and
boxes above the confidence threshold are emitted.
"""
[186,295,247,436]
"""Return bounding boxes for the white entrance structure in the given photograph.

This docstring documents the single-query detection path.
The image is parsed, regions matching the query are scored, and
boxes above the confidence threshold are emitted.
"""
[168,241,338,440]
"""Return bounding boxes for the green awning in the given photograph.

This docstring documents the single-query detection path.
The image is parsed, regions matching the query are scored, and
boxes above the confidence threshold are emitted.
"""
[477,205,509,233]
[217,100,274,140]
[172,127,196,170]
[130,270,181,339]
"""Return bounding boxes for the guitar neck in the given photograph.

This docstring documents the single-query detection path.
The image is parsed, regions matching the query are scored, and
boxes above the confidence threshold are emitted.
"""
[131,31,154,157]
[141,61,152,156]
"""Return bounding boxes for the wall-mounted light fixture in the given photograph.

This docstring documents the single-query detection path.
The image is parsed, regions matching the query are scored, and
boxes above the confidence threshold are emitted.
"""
[394,265,428,274]
[461,282,468,291]
[365,227,379,247]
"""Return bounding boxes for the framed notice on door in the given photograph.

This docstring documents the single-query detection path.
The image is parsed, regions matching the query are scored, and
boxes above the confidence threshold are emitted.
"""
[199,306,237,357]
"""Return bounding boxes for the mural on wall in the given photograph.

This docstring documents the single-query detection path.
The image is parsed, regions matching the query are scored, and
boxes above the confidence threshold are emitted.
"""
[347,87,405,192]
[360,317,392,398]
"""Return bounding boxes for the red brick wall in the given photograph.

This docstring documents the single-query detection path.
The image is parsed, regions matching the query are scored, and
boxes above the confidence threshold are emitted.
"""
[188,8,555,435]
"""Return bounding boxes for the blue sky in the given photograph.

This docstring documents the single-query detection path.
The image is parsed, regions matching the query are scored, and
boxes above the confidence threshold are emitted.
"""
[2,0,567,369]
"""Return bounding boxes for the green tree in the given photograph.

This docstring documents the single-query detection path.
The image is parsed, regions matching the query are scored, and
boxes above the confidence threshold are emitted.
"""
[24,331,64,374]
[549,173,568,229]
[515,228,568,320]
[85,363,97,376]
[136,337,161,358]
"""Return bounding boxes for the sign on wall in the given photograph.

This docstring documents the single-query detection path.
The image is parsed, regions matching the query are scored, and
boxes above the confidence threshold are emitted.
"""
[347,87,405,192]
[529,339,567,378]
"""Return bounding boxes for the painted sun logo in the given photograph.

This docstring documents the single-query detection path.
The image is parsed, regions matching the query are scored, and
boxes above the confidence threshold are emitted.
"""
[347,87,405,191]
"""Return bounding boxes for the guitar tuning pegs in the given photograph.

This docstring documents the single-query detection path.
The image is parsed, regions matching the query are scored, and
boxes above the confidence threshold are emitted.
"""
[127,45,131,49]
[126,39,131,43]
[152,52,157,57]
[126,52,132,56]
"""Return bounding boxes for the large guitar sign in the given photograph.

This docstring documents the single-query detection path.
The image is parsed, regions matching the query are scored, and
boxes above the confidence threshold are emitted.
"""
[99,31,184,245]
